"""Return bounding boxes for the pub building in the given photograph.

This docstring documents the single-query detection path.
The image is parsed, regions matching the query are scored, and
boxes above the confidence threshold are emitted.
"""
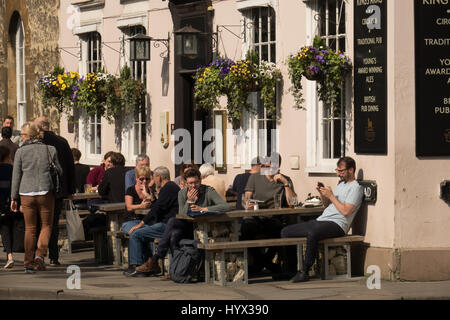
[53,0,449,281]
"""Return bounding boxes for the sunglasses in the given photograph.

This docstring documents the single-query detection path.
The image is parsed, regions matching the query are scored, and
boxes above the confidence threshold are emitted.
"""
[138,177,151,181]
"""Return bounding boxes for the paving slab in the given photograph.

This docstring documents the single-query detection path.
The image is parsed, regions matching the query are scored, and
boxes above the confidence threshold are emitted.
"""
[1,248,450,300]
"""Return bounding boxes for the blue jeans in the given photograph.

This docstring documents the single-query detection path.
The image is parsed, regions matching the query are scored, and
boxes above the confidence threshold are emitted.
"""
[128,222,166,266]
[121,220,141,234]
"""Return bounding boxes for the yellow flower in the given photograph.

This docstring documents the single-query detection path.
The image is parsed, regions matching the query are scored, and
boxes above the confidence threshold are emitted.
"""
[199,78,204,82]
[61,84,66,90]
[52,81,57,85]
[64,73,68,78]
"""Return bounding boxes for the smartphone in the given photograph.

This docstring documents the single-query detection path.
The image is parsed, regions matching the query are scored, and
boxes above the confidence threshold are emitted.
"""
[317,182,325,188]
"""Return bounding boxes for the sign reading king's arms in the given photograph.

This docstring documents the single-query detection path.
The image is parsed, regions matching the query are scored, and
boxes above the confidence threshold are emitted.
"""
[354,0,388,154]
[415,0,450,156]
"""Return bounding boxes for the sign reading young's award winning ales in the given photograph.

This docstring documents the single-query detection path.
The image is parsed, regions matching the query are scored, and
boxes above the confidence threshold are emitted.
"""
[415,0,450,156]
[354,0,388,154]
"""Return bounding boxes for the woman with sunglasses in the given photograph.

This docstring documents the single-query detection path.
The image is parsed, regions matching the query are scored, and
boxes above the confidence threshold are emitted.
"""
[122,166,155,235]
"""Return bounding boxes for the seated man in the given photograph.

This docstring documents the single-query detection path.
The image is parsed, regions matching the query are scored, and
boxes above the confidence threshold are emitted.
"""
[133,168,230,276]
[125,166,180,277]
[241,153,297,274]
[230,157,262,211]
[281,156,364,283]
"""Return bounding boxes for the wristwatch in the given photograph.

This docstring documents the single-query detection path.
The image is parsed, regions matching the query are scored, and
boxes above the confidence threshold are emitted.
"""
[284,184,290,188]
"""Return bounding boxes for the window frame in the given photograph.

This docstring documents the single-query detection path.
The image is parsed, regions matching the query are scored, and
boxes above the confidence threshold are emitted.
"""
[120,25,148,166]
[15,19,26,128]
[305,0,348,173]
[238,5,279,169]
[78,31,104,165]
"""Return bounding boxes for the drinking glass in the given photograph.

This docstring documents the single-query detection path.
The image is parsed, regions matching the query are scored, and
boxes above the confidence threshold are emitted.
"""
[274,194,282,209]
[84,184,92,193]
[288,196,298,209]
[243,194,251,211]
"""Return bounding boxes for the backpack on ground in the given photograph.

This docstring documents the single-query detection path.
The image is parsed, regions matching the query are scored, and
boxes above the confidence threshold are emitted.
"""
[169,239,203,283]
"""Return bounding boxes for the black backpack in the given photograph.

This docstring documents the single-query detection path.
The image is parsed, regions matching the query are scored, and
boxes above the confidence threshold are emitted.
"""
[170,239,203,283]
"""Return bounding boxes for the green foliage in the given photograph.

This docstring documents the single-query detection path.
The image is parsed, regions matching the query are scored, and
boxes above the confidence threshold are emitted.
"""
[104,65,146,124]
[193,51,282,124]
[287,35,353,113]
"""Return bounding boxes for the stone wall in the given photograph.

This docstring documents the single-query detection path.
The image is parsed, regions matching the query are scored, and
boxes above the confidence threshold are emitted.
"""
[0,0,60,130]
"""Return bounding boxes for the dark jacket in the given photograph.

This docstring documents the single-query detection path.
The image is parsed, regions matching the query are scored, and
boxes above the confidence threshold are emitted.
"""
[74,163,91,193]
[42,131,76,197]
[143,181,180,225]
[98,166,128,203]
[0,139,18,162]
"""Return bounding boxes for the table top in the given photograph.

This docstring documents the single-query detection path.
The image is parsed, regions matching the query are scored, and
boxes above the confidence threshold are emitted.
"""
[71,192,102,200]
[93,202,125,212]
[176,206,325,222]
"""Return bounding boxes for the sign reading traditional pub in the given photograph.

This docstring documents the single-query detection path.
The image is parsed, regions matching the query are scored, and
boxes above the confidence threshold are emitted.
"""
[354,0,387,154]
[415,0,450,156]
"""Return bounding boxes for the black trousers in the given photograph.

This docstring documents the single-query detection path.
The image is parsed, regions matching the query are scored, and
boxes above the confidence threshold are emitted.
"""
[153,217,193,261]
[281,220,345,272]
[48,197,63,261]
[240,217,286,273]
[0,214,14,254]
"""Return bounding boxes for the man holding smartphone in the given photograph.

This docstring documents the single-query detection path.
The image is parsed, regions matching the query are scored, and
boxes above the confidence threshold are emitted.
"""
[281,157,364,283]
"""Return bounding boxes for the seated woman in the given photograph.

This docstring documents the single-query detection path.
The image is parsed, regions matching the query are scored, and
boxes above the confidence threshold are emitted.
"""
[122,166,156,234]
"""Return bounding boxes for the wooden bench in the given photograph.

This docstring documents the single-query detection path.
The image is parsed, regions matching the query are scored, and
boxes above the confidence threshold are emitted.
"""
[108,230,170,273]
[197,235,364,286]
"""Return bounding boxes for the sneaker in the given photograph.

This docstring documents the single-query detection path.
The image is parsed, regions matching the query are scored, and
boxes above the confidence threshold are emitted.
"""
[49,259,61,266]
[4,259,14,269]
[290,271,310,283]
[34,256,46,271]
[135,258,161,274]
[25,268,35,274]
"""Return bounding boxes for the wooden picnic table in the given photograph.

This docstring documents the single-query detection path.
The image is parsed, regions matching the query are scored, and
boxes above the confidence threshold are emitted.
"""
[176,206,325,243]
[177,206,325,285]
[91,202,148,266]
[70,192,102,201]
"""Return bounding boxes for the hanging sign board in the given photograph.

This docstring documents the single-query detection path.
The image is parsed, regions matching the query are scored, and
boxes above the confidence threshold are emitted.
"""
[354,0,388,154]
[415,0,450,156]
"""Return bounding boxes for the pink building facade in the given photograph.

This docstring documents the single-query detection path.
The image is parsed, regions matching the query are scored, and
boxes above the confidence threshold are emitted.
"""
[57,0,450,281]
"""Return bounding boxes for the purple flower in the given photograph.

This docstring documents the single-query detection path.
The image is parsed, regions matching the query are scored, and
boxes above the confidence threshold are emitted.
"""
[309,65,320,74]
[316,55,324,63]
[73,85,79,91]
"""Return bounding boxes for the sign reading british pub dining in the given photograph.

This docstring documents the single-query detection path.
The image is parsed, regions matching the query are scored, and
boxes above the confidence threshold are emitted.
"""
[354,0,388,154]
[415,0,450,156]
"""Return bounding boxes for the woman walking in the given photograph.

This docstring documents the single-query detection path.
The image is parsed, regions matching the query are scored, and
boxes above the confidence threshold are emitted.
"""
[10,122,62,273]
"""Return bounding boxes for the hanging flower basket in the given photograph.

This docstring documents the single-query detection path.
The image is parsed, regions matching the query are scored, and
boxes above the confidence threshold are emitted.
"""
[193,51,282,124]
[287,35,353,111]
[37,66,81,114]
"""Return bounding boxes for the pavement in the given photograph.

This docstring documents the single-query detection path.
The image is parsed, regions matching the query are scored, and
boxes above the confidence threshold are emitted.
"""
[1,246,450,301]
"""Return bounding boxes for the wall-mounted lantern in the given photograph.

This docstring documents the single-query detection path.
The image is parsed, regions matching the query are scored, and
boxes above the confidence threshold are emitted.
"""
[174,25,201,58]
[129,33,151,61]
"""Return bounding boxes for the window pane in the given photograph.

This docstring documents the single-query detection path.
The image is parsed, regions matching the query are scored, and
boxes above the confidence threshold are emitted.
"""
[267,120,276,156]
[96,122,101,154]
[319,1,326,36]
[134,123,139,155]
[338,37,345,52]
[333,118,342,158]
[270,9,276,42]
[270,43,276,63]
[253,8,260,44]
[90,122,95,154]
[338,0,345,35]
[261,8,268,43]
[322,118,331,159]
[261,45,269,62]
[328,0,337,36]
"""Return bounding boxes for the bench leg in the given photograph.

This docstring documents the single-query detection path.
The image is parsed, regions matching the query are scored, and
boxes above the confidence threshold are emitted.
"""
[345,244,351,279]
[205,251,211,283]
[323,243,329,280]
[296,244,303,272]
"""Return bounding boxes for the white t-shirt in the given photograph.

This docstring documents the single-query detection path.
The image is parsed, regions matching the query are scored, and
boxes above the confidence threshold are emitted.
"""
[316,180,364,233]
